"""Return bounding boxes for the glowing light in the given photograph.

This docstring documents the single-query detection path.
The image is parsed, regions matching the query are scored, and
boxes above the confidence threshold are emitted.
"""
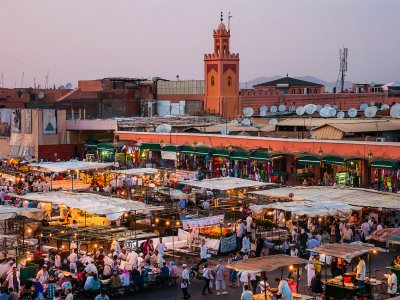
[94,244,98,248]
[124,213,128,218]
[166,221,170,226]
[296,216,299,219]
[372,250,377,254]
[176,221,180,226]
[61,245,65,249]
[318,218,322,222]
[27,229,32,233]
[155,218,159,223]
[289,265,294,270]
[231,207,235,211]
[282,219,286,222]
[267,211,273,216]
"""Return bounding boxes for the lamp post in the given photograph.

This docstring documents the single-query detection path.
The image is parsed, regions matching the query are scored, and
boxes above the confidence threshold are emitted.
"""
[368,150,373,161]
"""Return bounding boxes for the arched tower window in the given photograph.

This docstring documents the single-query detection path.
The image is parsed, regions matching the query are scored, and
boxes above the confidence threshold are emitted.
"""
[211,76,215,87]
[227,76,232,86]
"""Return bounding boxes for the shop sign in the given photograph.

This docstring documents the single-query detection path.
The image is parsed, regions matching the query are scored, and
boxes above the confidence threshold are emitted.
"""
[220,235,237,253]
[183,215,224,230]
[161,151,177,160]
[124,239,136,250]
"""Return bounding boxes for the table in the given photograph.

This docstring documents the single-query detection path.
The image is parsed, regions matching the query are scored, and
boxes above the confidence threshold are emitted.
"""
[325,280,373,299]
[253,293,313,300]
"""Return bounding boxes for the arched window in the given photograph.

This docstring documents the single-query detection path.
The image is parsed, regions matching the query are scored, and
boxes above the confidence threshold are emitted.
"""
[211,76,215,87]
[227,76,232,86]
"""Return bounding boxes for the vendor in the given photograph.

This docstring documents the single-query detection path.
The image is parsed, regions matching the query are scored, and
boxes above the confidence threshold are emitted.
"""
[355,256,366,294]
[379,269,398,298]
[275,278,292,300]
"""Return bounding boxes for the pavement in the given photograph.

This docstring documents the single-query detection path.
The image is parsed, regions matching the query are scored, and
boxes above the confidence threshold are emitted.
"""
[77,251,395,300]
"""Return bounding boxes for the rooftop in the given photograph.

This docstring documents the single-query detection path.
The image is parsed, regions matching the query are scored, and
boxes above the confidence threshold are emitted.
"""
[254,76,323,88]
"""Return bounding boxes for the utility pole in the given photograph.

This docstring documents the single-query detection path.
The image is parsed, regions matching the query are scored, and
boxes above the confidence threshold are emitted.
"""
[339,47,348,93]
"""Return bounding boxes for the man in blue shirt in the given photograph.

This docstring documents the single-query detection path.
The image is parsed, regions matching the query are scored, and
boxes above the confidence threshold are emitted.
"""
[160,262,170,279]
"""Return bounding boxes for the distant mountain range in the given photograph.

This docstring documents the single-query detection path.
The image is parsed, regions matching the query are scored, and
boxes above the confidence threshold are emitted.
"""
[240,75,354,92]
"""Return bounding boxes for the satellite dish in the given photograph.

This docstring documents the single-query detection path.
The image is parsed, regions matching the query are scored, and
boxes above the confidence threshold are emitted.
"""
[370,101,375,106]
[230,119,239,125]
[38,92,45,99]
[324,104,331,108]
[288,106,296,112]
[243,107,254,117]
[364,106,377,118]
[390,104,400,118]
[328,108,337,117]
[304,104,317,115]
[58,85,65,90]
[333,105,338,109]
[348,108,357,118]
[65,83,73,89]
[316,105,323,112]
[360,103,368,111]
[241,118,251,126]
[221,127,230,135]
[155,124,172,133]
[337,111,345,119]
[319,107,328,117]
[278,104,286,112]
[381,104,390,110]
[269,118,278,125]
[270,106,277,113]
[260,105,268,112]
[260,110,267,117]
[296,106,305,116]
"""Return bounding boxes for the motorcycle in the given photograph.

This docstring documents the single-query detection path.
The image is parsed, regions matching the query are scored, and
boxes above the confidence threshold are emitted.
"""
[189,265,203,281]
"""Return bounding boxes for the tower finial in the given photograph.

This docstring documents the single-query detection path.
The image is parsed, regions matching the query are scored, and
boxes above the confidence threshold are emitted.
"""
[220,11,223,22]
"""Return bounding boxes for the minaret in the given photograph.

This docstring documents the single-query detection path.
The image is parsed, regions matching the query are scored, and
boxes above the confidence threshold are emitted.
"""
[204,12,240,119]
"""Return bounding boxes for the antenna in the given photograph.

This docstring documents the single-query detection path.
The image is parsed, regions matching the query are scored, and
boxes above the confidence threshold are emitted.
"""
[45,70,49,89]
[339,47,348,92]
[0,73,3,87]
[220,11,223,23]
[20,72,24,88]
[228,12,233,31]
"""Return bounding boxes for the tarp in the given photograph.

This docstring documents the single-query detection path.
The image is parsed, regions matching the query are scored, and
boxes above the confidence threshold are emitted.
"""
[308,243,386,259]
[11,191,163,221]
[249,186,400,209]
[180,177,275,190]
[29,160,114,172]
[0,206,45,221]
[228,254,309,274]
[182,215,224,230]
[112,168,159,176]
[250,200,354,217]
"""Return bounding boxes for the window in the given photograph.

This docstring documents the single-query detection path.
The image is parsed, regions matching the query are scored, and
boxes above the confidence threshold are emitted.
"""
[211,76,215,87]
[227,76,232,86]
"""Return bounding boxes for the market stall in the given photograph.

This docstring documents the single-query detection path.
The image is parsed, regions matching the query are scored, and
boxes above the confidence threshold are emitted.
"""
[228,254,310,299]
[308,243,386,299]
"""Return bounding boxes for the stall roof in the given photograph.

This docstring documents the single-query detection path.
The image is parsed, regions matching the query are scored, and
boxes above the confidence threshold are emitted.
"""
[11,191,163,221]
[179,177,276,190]
[29,161,114,172]
[308,243,386,259]
[250,200,353,217]
[0,206,44,221]
[228,254,309,274]
[367,228,400,245]
[249,186,400,209]
[112,168,159,176]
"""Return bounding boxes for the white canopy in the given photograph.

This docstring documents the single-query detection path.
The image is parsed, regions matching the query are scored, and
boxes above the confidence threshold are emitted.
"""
[29,160,114,172]
[0,206,45,221]
[382,82,400,91]
[180,177,275,190]
[249,186,400,209]
[112,168,159,176]
[250,200,354,217]
[12,191,163,221]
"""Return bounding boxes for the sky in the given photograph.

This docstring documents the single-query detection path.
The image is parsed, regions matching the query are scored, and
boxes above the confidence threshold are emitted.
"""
[1,0,399,88]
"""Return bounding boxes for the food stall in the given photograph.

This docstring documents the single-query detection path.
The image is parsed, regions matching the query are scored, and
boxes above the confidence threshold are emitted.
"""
[309,244,386,299]
[228,254,311,299]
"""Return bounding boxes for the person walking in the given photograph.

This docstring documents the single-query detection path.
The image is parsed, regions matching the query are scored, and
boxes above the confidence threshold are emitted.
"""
[202,263,213,295]
[214,259,228,295]
[198,239,208,267]
[181,264,191,299]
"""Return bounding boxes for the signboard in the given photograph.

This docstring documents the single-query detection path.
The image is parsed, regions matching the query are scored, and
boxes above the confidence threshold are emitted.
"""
[161,151,177,160]
[24,109,32,134]
[220,235,237,253]
[0,109,11,138]
[11,109,21,133]
[43,109,57,134]
[124,239,137,250]
[183,214,224,230]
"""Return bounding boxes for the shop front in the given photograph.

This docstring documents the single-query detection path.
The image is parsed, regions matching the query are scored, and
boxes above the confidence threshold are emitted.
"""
[370,160,397,191]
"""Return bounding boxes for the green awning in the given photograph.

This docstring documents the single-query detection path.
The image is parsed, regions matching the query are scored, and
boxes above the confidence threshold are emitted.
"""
[230,150,249,161]
[370,160,393,169]
[84,144,98,149]
[180,145,195,155]
[194,147,214,156]
[298,155,321,166]
[213,149,230,158]
[140,143,161,151]
[162,145,180,152]
[97,143,115,151]
[322,156,345,165]
[250,151,270,162]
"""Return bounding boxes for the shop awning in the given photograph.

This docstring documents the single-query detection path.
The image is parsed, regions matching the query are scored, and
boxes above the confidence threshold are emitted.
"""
[162,145,180,152]
[97,143,115,151]
[213,149,230,158]
[180,145,195,155]
[250,151,270,162]
[230,150,249,161]
[370,160,393,169]
[140,143,161,151]
[179,177,276,190]
[84,144,98,149]
[298,155,321,166]
[29,161,114,172]
[194,147,214,156]
[322,156,345,165]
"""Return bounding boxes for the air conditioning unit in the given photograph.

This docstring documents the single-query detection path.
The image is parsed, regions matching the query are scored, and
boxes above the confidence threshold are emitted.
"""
[376,137,386,142]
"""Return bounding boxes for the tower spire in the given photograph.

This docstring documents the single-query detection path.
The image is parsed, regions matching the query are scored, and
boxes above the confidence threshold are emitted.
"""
[220,11,223,23]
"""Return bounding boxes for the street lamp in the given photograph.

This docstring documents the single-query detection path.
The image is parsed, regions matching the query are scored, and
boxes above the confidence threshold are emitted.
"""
[318,147,324,157]
[267,146,273,156]
[368,150,373,161]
